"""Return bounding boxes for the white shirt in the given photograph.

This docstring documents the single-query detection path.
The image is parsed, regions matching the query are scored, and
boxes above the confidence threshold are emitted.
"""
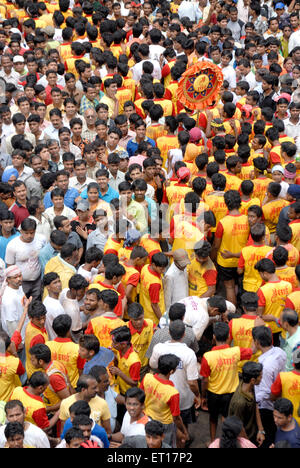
[120,411,148,437]
[221,65,236,90]
[283,117,300,152]
[5,164,33,182]
[0,422,50,448]
[5,235,45,282]
[44,205,76,230]
[150,341,199,411]
[77,265,99,282]
[59,288,82,332]
[159,296,235,341]
[288,30,300,54]
[69,176,94,193]
[149,44,165,62]
[163,263,189,312]
[1,285,27,340]
[43,295,65,340]
[131,59,162,82]
[28,215,51,242]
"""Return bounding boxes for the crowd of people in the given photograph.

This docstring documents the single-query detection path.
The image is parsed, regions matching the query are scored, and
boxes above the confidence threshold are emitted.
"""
[0,0,299,451]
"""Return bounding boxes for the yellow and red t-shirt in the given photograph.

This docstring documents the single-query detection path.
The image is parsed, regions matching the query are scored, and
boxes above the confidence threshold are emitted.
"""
[257,280,293,333]
[10,386,49,429]
[238,244,273,292]
[45,337,85,389]
[25,323,48,379]
[115,345,141,395]
[127,319,154,368]
[285,288,300,316]
[140,373,180,425]
[43,360,69,407]
[204,192,227,233]
[271,370,300,425]
[89,280,125,317]
[229,316,267,371]
[289,219,300,251]
[140,235,161,262]
[187,257,217,297]
[0,354,24,402]
[276,266,299,291]
[215,214,250,268]
[85,315,125,349]
[262,199,290,233]
[103,236,123,256]
[252,176,271,204]
[139,265,165,325]
[240,197,261,216]
[200,344,252,394]
[157,134,179,167]
[146,124,166,142]
[239,162,254,181]
[223,172,242,192]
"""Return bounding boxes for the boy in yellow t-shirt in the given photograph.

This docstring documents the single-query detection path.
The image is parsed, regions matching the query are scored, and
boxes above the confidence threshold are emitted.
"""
[126,302,154,376]
[187,240,217,298]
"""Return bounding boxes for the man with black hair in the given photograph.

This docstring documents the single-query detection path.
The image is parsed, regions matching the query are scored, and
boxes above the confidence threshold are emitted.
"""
[59,373,111,435]
[46,314,85,390]
[187,240,217,298]
[271,348,300,428]
[10,371,58,432]
[149,320,199,444]
[252,325,286,447]
[110,325,141,396]
[79,333,114,375]
[272,398,300,448]
[256,258,292,347]
[29,343,71,412]
[201,321,254,443]
[228,361,264,446]
[122,419,172,448]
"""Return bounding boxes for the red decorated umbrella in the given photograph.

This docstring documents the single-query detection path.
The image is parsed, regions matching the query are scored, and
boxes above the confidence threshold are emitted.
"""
[177,61,224,111]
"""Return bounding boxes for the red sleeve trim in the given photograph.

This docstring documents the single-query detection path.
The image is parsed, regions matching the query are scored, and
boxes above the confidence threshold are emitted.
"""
[49,374,67,392]
[215,221,224,239]
[30,334,46,348]
[240,348,253,361]
[270,374,282,396]
[203,269,217,286]
[129,361,141,382]
[32,408,50,429]
[200,356,211,378]
[167,393,180,417]
[148,283,161,303]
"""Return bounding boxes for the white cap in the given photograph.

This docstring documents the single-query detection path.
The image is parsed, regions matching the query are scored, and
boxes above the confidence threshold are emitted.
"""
[13,55,24,63]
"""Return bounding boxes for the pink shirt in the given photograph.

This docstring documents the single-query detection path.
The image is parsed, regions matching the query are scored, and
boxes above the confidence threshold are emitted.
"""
[128,155,147,167]
[208,437,257,448]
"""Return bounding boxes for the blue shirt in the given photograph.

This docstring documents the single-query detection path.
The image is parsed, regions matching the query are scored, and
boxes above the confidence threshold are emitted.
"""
[80,184,119,203]
[39,243,59,274]
[126,137,155,157]
[43,187,79,210]
[275,419,300,448]
[61,418,109,448]
[83,348,115,374]
[0,231,20,262]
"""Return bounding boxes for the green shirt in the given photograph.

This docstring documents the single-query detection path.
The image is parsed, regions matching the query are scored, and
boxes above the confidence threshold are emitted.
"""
[228,382,257,443]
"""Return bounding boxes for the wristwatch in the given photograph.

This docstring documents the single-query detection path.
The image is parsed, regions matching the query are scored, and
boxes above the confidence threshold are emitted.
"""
[258,430,265,435]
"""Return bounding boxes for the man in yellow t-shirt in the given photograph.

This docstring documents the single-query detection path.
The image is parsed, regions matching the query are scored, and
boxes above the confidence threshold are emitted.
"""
[139,253,168,325]
[256,258,292,346]
[59,374,111,436]
[238,224,273,293]
[200,322,253,443]
[212,190,249,305]
[109,326,141,396]
[187,240,217,298]
[262,182,289,235]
